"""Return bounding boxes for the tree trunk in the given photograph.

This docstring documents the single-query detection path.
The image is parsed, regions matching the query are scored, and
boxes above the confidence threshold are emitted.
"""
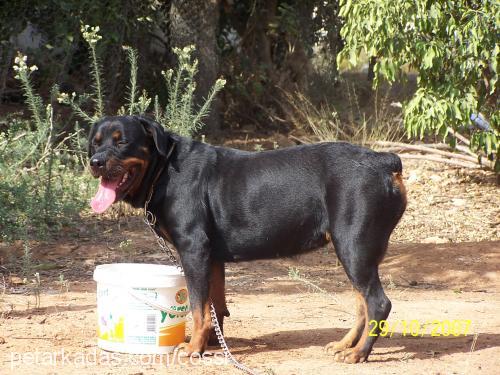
[170,0,221,135]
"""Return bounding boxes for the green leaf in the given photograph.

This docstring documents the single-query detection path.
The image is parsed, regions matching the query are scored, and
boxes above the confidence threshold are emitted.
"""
[422,47,435,69]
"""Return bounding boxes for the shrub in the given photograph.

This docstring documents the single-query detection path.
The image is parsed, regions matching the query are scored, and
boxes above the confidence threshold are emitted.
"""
[1,24,225,241]
[0,55,92,241]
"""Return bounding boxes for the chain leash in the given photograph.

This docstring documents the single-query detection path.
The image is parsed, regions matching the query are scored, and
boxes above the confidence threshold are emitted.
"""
[144,193,260,375]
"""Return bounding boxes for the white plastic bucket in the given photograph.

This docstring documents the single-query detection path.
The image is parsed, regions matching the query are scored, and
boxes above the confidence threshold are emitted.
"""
[93,263,190,354]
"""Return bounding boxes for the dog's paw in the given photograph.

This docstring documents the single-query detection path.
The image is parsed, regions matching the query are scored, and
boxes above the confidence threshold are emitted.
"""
[331,348,367,364]
[175,342,204,357]
[324,340,351,354]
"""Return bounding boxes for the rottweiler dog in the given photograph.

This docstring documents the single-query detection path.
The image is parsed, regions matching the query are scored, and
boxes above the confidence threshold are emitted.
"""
[88,115,406,363]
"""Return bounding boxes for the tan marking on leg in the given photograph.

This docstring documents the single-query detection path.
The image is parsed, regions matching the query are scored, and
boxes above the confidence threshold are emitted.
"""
[191,302,212,350]
[333,293,370,363]
[326,291,365,353]
[178,301,211,355]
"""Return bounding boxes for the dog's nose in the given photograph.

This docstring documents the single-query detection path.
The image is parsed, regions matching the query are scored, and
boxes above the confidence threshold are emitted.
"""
[90,156,105,168]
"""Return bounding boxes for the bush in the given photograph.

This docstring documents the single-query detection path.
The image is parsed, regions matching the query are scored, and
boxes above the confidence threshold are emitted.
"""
[0,24,225,241]
[0,55,92,240]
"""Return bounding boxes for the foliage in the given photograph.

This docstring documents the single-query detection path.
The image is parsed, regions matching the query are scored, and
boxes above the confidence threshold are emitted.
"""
[0,55,92,241]
[123,46,139,116]
[81,24,104,118]
[59,27,225,137]
[57,24,106,124]
[338,0,499,170]
[217,1,345,129]
[1,22,226,242]
[1,1,347,132]
[156,46,226,137]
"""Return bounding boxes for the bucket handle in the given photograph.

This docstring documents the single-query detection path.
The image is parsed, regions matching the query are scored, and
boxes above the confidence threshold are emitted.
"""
[128,289,191,317]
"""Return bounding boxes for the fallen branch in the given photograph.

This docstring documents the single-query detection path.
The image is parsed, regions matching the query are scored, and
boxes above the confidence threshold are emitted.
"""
[418,142,476,157]
[370,141,477,163]
[455,145,478,158]
[396,154,479,169]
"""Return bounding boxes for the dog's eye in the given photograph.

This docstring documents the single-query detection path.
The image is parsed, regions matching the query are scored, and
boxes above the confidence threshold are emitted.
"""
[117,140,128,146]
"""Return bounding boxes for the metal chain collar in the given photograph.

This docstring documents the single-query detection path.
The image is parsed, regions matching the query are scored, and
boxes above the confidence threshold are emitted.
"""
[143,187,259,375]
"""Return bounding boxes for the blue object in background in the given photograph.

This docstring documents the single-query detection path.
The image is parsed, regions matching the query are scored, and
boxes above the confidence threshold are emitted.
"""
[470,113,491,131]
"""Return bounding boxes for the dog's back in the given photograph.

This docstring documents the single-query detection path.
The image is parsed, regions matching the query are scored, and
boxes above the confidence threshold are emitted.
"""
[204,142,406,261]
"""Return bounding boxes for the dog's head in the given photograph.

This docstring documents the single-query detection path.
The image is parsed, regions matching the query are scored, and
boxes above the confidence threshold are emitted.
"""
[88,115,169,213]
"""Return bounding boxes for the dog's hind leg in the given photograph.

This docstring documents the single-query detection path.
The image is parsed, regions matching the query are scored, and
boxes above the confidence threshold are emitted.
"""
[208,260,230,345]
[325,290,365,353]
[333,267,390,363]
[326,227,392,363]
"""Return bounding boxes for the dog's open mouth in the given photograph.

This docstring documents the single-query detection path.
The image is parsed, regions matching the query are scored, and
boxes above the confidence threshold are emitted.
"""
[91,169,135,213]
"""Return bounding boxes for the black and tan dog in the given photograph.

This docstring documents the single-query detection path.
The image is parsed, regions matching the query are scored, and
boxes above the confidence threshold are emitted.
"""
[88,115,406,363]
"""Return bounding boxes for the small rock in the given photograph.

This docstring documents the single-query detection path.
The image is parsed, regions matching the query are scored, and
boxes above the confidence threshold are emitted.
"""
[39,317,47,324]
[0,337,6,344]
[422,236,450,244]
[407,171,419,184]
[451,198,466,207]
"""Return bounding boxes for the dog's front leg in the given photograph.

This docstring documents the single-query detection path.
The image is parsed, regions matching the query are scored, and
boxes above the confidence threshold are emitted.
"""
[175,235,212,356]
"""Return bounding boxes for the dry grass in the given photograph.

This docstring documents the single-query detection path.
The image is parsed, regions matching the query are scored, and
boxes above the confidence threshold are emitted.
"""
[284,82,405,146]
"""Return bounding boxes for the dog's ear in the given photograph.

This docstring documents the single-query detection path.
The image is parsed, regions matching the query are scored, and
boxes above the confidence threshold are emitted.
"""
[135,115,168,157]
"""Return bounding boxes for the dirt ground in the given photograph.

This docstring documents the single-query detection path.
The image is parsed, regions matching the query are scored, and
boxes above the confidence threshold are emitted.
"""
[0,159,499,375]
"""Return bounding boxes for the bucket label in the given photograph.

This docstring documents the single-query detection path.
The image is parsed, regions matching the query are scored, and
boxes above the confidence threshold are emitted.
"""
[175,288,188,304]
[96,284,189,350]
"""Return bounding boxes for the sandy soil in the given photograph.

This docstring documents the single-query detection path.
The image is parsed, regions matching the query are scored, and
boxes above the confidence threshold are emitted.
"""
[0,160,499,375]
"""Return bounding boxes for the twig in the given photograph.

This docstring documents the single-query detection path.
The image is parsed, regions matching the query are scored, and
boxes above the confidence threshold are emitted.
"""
[289,134,312,144]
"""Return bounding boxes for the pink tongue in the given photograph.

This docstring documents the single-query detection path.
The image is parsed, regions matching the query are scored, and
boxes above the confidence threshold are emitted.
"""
[90,178,120,213]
